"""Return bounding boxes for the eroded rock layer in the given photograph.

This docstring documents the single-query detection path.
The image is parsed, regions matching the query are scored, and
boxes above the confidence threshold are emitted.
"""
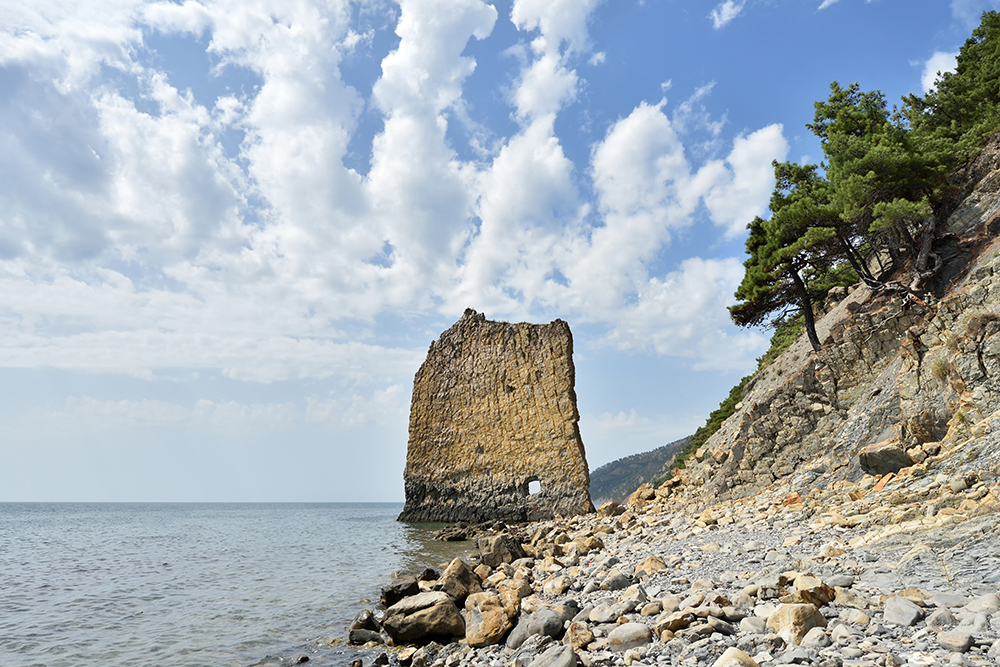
[398,309,593,523]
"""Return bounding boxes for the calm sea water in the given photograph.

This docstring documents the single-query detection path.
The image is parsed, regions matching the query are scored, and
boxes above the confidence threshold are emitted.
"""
[0,503,473,667]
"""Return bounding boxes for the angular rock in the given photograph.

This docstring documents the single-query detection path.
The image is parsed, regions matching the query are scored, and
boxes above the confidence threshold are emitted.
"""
[563,621,594,650]
[349,629,384,645]
[497,578,533,617]
[600,569,630,591]
[712,647,761,667]
[383,591,465,643]
[350,609,381,632]
[937,630,974,653]
[465,592,512,648]
[435,557,481,604]
[858,438,914,476]
[527,644,577,667]
[507,608,565,649]
[478,534,527,569]
[382,573,421,608]
[634,555,667,575]
[765,604,827,644]
[800,626,830,648]
[399,310,594,523]
[606,622,652,652]
[882,596,923,627]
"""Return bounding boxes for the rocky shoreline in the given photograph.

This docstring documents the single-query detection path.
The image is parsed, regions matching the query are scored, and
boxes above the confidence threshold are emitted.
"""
[342,450,1000,667]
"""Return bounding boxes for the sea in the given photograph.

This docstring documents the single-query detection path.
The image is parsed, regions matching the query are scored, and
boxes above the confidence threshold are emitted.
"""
[0,503,474,667]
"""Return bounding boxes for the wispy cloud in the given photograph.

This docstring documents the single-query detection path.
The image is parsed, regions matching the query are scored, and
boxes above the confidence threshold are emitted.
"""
[710,0,747,29]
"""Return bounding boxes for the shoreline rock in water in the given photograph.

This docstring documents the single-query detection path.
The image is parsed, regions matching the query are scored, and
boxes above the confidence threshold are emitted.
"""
[399,309,593,523]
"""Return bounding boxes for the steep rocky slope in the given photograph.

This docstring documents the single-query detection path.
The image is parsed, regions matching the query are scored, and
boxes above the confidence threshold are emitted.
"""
[589,438,691,504]
[654,139,1000,526]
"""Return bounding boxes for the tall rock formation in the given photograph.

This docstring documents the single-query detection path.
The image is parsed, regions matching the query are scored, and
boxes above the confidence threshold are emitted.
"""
[398,309,594,523]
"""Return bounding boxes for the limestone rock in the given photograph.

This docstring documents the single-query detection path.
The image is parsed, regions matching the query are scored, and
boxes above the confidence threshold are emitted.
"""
[765,604,827,644]
[478,534,527,569]
[606,622,652,652]
[435,557,481,604]
[858,438,914,476]
[527,644,577,667]
[883,596,923,627]
[399,310,594,523]
[937,630,974,653]
[712,647,760,667]
[383,591,466,643]
[464,592,512,648]
[382,573,420,608]
[564,621,594,650]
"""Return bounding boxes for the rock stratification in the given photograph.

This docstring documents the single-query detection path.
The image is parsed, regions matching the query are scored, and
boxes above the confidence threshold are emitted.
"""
[398,309,593,523]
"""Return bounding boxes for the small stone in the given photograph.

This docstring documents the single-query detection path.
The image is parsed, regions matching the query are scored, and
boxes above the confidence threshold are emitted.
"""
[296,656,310,664]
[606,622,652,652]
[349,629,384,645]
[937,631,973,653]
[765,603,827,644]
[965,593,1000,614]
[740,617,767,634]
[882,595,923,627]
[527,645,577,667]
[712,647,760,667]
[800,626,831,647]
[600,570,631,591]
[563,621,594,650]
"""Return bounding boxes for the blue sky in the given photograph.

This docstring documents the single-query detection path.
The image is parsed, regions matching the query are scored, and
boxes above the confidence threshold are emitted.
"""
[0,0,994,501]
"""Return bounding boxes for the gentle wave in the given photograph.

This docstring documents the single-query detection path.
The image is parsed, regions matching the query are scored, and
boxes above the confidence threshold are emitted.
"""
[0,503,473,667]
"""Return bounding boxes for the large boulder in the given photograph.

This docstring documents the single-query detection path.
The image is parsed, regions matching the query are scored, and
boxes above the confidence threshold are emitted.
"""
[506,608,566,649]
[858,438,914,475]
[435,557,482,604]
[465,592,513,648]
[478,533,527,568]
[383,591,465,644]
[381,573,420,608]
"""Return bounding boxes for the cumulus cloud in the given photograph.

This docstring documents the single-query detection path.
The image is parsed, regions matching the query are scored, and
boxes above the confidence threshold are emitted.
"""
[0,0,785,387]
[710,1,747,29]
[601,257,767,371]
[922,51,958,93]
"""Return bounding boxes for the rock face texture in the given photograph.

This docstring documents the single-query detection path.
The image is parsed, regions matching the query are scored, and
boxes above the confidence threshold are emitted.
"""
[398,309,594,523]
[659,136,1000,513]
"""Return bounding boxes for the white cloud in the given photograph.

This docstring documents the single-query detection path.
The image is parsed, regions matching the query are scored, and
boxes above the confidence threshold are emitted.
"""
[602,257,768,371]
[0,0,785,388]
[817,0,844,9]
[701,124,789,237]
[710,0,746,29]
[921,51,958,93]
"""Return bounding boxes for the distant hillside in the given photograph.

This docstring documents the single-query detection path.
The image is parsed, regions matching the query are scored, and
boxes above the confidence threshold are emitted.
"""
[588,436,691,504]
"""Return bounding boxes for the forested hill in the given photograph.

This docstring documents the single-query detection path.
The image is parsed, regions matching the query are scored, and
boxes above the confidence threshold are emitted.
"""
[589,436,690,504]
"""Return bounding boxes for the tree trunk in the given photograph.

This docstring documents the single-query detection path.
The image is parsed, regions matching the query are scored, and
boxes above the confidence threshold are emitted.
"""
[836,229,878,286]
[790,268,821,352]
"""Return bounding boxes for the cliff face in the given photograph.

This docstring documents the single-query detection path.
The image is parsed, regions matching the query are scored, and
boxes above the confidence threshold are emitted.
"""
[398,309,594,523]
[666,140,1000,514]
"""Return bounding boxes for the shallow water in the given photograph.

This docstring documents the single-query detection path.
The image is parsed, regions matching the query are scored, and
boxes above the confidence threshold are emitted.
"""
[0,503,472,667]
